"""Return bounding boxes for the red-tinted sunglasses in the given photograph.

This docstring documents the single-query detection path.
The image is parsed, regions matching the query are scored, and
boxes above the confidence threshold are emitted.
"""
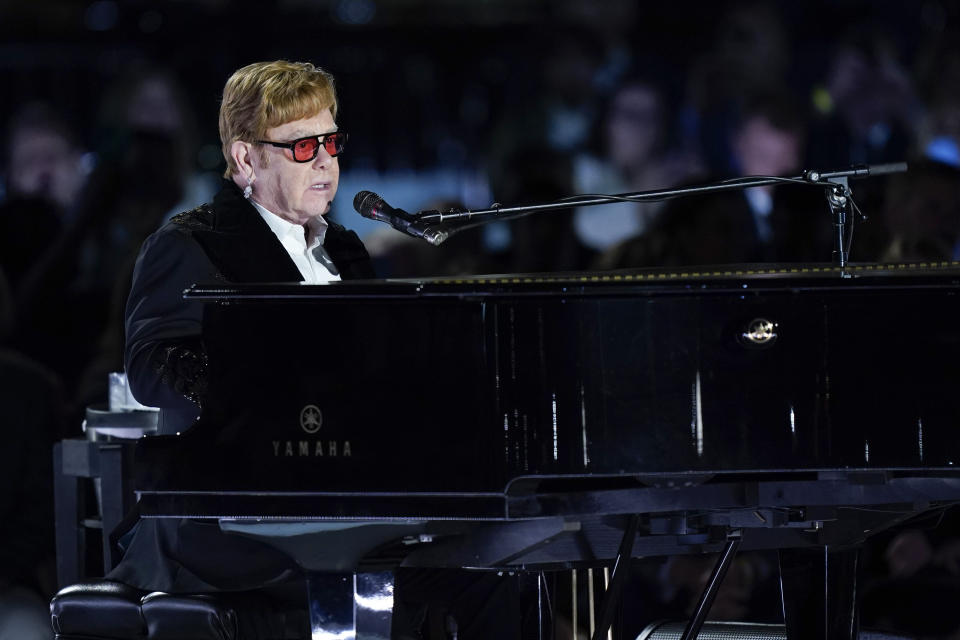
[255,131,348,162]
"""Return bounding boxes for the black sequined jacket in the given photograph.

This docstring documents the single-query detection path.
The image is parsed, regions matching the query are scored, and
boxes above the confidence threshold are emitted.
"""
[124,180,374,434]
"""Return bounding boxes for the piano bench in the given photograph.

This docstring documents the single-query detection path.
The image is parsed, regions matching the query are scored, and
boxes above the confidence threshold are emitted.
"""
[50,581,307,640]
[50,581,147,639]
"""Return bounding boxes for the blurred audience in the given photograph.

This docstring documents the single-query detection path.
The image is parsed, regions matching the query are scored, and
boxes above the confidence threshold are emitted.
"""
[860,509,960,638]
[598,94,832,268]
[915,36,960,168]
[620,551,782,637]
[8,63,216,423]
[0,266,63,640]
[880,160,960,261]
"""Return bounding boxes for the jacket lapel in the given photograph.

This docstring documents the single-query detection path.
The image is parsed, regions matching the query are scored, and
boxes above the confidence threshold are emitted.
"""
[324,221,376,280]
[192,180,375,282]
[193,182,304,283]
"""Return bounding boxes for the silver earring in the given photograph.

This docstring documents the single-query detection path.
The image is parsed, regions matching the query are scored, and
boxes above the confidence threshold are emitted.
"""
[243,183,253,199]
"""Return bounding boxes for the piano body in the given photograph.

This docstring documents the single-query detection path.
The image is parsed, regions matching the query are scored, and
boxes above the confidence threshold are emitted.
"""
[134,262,960,640]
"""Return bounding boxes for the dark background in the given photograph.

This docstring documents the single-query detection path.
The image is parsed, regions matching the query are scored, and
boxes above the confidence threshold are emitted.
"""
[2,2,960,636]
[2,0,956,198]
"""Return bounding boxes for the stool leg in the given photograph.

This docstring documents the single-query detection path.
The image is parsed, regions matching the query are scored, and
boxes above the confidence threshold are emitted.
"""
[53,442,84,587]
[98,444,131,574]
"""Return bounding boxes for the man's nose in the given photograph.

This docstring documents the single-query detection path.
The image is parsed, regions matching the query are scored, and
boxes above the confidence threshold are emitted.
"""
[313,147,333,168]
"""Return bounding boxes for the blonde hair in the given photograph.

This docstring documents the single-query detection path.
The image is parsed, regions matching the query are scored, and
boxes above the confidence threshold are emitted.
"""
[219,60,338,178]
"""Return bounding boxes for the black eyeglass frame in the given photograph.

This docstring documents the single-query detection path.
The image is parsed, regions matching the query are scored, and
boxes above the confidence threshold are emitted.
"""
[254,131,349,162]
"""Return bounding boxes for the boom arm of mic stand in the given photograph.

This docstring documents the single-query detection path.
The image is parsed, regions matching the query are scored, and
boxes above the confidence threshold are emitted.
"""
[415,163,907,259]
[417,176,790,225]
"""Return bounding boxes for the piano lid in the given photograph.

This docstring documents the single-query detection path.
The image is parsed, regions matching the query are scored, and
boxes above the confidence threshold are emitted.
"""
[183,260,960,302]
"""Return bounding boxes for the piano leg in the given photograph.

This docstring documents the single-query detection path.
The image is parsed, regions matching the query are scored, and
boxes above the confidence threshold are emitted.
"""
[779,546,859,640]
[678,531,743,640]
[306,571,395,640]
[590,514,640,640]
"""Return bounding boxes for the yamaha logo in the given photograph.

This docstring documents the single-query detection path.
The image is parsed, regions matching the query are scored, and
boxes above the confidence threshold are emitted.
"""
[300,404,323,434]
[273,404,351,458]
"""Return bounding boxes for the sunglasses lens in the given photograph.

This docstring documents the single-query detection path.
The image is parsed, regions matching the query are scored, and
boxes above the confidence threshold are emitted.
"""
[323,132,346,157]
[293,138,319,162]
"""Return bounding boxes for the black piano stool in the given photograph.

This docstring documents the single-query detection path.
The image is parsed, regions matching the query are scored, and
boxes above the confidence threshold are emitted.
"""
[49,580,307,640]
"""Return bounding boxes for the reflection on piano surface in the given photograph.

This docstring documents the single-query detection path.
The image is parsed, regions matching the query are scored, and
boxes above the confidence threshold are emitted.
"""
[134,262,960,640]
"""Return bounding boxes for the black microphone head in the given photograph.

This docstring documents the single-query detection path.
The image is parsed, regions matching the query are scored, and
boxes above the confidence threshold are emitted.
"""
[353,190,384,218]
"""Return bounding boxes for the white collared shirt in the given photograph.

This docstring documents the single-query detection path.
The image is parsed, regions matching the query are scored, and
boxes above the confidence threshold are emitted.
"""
[250,200,341,284]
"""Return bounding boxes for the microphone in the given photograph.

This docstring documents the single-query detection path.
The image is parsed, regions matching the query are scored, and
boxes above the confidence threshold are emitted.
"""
[864,161,908,176]
[353,191,450,246]
[803,162,908,182]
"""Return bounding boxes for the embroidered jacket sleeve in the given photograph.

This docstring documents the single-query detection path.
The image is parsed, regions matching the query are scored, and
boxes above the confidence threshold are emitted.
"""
[124,212,220,412]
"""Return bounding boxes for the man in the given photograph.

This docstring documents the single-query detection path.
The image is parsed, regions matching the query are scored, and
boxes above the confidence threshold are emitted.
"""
[124,60,373,437]
[112,61,528,640]
[109,60,373,594]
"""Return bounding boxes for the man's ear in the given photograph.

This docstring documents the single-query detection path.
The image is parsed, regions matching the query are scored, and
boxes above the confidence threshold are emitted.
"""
[230,140,256,183]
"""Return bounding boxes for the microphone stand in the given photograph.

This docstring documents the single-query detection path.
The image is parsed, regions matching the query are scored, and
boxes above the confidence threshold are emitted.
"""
[825,178,851,267]
[411,163,906,269]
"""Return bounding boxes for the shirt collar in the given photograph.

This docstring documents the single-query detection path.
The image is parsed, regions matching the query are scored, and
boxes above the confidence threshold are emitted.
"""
[250,199,329,248]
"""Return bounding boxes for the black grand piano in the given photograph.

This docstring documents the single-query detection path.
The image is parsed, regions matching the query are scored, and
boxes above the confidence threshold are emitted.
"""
[134,261,960,640]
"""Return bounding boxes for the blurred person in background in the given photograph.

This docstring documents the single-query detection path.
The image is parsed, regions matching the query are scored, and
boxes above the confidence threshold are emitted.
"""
[487,25,606,206]
[483,25,615,274]
[685,2,792,176]
[572,73,697,259]
[801,24,921,261]
[489,146,588,273]
[69,63,217,297]
[0,102,88,288]
[1,101,87,216]
[807,24,919,169]
[95,63,219,226]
